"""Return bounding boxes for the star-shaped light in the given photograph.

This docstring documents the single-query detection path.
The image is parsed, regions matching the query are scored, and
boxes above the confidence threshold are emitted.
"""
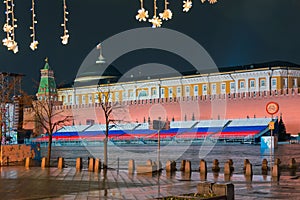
[159,9,173,21]
[2,37,11,47]
[183,0,192,12]
[61,34,69,45]
[3,23,13,33]
[8,40,18,53]
[149,16,162,28]
[136,8,149,22]
[30,40,39,50]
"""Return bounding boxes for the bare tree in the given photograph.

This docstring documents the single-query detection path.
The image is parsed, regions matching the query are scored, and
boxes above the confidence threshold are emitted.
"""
[29,97,72,167]
[97,85,126,169]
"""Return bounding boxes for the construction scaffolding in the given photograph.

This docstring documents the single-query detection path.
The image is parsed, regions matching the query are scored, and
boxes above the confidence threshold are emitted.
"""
[0,72,24,144]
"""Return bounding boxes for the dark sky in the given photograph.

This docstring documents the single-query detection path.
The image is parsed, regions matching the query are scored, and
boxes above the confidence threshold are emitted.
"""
[1,0,300,94]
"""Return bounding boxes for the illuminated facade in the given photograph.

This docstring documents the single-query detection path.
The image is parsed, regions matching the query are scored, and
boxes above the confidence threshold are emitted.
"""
[57,64,300,106]
[22,61,300,135]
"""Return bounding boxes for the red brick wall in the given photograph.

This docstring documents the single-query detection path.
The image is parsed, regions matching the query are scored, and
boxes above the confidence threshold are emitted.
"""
[23,91,300,135]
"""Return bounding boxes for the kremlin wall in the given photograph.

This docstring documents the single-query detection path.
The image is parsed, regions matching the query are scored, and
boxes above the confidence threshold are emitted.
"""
[23,61,300,136]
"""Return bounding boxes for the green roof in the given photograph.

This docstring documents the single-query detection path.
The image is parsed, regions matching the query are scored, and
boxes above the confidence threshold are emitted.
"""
[44,61,50,70]
[38,77,57,94]
[37,59,57,95]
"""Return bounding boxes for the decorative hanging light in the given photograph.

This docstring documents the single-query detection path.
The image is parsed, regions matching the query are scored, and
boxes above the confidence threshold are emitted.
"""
[1,0,71,53]
[30,0,38,51]
[149,0,162,28]
[2,0,18,53]
[159,0,172,21]
[61,0,69,45]
[136,0,149,22]
[183,0,193,12]
[136,0,218,27]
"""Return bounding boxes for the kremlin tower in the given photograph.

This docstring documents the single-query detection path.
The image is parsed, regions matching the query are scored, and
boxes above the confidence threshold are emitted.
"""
[36,58,58,101]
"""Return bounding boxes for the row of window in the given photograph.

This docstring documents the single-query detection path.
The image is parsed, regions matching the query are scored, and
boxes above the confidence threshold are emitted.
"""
[60,77,299,104]
[38,96,58,101]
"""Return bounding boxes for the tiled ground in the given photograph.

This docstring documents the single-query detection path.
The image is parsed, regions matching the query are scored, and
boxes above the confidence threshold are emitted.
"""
[0,166,299,199]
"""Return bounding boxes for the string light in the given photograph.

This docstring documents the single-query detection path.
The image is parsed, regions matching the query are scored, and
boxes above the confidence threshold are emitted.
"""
[30,0,38,51]
[136,0,218,27]
[159,0,172,21]
[61,0,69,45]
[2,0,12,47]
[0,1,218,52]
[2,0,18,53]
[136,0,149,22]
[149,0,162,28]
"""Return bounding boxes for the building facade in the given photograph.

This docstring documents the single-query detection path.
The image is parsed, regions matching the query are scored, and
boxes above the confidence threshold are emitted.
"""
[23,61,300,135]
[58,65,300,106]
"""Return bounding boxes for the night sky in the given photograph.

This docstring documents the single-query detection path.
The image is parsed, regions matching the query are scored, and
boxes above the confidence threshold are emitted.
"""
[1,0,300,95]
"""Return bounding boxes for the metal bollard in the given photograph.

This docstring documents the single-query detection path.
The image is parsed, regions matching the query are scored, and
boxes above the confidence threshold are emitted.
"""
[128,159,135,174]
[76,157,82,171]
[245,163,253,176]
[199,159,207,175]
[94,158,101,173]
[41,157,48,168]
[57,157,64,169]
[25,157,31,169]
[88,157,95,172]
[212,159,220,172]
[185,160,191,173]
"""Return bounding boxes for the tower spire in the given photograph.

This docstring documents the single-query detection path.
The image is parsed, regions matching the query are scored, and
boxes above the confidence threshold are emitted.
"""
[96,42,106,64]
[36,58,57,101]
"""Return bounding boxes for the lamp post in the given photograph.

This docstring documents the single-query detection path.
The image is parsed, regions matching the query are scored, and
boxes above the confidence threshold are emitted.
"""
[266,102,279,171]
[154,119,163,198]
[153,119,163,172]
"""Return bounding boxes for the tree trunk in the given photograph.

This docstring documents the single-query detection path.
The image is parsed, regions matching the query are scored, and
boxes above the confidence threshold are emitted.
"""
[103,120,108,169]
[47,134,52,167]
[103,136,108,169]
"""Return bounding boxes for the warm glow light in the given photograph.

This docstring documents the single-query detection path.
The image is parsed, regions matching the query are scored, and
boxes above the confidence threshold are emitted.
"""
[136,0,149,22]
[61,0,70,45]
[0,0,218,53]
[2,0,18,53]
[2,0,71,52]
[149,0,162,28]
[183,0,192,12]
[136,0,218,27]
[30,0,38,50]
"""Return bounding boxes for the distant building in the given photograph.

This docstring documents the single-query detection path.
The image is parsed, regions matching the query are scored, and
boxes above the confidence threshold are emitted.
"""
[58,61,300,105]
[24,61,300,135]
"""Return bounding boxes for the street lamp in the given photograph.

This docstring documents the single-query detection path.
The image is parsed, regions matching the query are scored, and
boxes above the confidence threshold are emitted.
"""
[266,102,279,171]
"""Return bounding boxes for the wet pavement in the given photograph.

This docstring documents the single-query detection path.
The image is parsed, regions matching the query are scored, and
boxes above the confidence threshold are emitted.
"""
[0,166,300,199]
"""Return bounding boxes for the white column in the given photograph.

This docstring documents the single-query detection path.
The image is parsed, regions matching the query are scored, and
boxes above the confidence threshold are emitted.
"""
[245,78,249,93]
[266,74,270,92]
[156,85,160,99]
[235,79,239,94]
[255,77,259,92]
[148,86,152,99]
